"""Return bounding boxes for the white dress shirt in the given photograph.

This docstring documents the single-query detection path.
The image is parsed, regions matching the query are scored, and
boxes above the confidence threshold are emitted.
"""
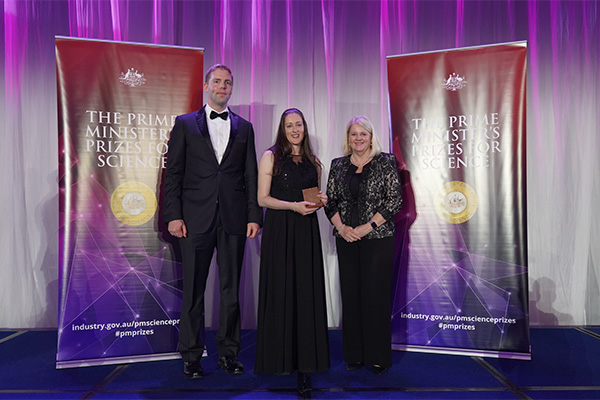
[205,104,231,164]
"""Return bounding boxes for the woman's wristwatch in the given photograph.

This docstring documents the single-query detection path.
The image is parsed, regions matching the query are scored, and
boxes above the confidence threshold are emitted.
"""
[369,220,378,229]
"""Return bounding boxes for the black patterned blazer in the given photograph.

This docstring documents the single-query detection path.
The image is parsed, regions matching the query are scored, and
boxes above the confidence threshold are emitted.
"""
[325,152,402,239]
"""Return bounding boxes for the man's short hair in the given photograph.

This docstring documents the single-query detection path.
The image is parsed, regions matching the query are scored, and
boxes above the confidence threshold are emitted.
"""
[205,64,234,84]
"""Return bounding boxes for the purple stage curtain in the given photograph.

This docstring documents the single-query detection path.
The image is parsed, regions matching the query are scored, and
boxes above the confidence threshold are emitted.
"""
[1,0,599,329]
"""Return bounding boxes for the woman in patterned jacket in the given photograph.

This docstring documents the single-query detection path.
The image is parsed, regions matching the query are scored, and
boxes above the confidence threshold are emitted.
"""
[325,115,403,375]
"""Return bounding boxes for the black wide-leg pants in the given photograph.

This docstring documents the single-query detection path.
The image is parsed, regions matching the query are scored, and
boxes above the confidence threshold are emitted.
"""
[335,236,395,368]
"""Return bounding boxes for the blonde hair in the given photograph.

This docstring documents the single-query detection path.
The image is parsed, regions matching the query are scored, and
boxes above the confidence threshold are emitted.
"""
[342,115,382,157]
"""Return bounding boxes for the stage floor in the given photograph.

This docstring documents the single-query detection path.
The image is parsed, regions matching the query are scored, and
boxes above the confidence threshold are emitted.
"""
[1,327,599,399]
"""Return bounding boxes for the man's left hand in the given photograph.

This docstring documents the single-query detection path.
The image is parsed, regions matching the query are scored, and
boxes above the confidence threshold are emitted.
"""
[247,222,261,238]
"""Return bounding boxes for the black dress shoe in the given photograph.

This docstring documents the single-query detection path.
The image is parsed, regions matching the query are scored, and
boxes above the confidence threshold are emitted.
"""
[183,361,204,379]
[372,365,388,375]
[218,357,244,374]
[346,361,364,371]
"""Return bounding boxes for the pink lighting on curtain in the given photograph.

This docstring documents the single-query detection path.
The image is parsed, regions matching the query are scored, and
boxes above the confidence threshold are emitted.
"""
[507,0,516,40]
[320,0,335,144]
[152,0,178,44]
[379,0,390,133]
[4,0,24,99]
[285,0,293,107]
[152,0,159,44]
[109,0,123,41]
[250,0,268,116]
[250,0,259,108]
[527,0,543,162]
[456,0,464,47]
[550,0,564,170]
[213,0,231,64]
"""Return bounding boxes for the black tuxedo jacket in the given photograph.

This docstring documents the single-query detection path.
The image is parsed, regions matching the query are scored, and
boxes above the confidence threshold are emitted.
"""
[163,107,263,235]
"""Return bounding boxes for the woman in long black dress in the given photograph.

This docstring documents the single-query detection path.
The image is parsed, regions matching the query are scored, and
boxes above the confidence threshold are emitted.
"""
[254,108,330,392]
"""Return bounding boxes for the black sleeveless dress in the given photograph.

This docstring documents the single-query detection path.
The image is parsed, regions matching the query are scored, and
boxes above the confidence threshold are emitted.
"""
[254,156,330,374]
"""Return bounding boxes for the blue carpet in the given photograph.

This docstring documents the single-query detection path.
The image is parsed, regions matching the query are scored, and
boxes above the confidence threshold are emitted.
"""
[103,330,503,395]
[1,327,599,399]
[585,327,600,336]
[0,330,116,393]
[523,390,600,400]
[484,328,600,388]
[0,331,19,341]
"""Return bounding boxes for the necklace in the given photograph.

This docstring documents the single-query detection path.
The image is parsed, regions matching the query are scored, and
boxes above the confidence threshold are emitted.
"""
[351,154,371,167]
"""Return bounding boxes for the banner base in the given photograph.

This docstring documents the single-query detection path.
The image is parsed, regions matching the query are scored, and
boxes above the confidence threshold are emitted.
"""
[392,344,531,361]
[56,352,181,369]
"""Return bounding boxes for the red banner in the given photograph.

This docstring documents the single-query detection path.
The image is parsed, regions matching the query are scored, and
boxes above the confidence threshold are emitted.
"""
[56,37,203,368]
[388,42,530,359]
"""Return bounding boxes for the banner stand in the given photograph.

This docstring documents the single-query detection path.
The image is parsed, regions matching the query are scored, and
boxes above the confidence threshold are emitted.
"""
[56,37,204,368]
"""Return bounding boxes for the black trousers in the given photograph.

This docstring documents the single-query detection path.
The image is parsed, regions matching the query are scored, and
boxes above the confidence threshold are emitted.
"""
[178,215,247,362]
[335,236,395,367]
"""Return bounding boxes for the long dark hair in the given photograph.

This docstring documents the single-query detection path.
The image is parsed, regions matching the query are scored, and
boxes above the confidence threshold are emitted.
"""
[270,108,321,175]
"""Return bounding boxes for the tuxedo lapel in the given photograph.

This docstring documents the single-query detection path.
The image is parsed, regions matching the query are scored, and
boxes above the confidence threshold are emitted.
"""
[221,111,238,163]
[195,108,219,165]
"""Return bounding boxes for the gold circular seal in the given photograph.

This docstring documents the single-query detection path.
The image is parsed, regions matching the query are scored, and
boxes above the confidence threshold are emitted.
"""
[110,181,157,226]
[434,181,478,224]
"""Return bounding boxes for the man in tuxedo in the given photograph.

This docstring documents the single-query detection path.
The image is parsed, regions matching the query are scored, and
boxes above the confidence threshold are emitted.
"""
[163,64,263,379]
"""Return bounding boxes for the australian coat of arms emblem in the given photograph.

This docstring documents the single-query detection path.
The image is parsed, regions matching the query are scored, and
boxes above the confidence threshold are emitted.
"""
[119,68,147,87]
[443,73,467,91]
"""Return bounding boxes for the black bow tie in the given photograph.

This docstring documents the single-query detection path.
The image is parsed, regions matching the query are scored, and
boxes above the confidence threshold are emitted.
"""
[210,110,229,120]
